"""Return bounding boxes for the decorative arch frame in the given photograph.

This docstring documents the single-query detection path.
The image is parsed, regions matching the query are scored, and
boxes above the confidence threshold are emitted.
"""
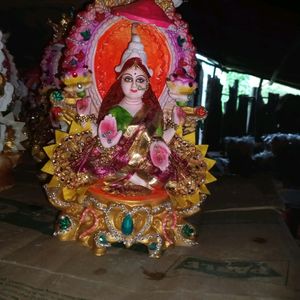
[61,0,196,116]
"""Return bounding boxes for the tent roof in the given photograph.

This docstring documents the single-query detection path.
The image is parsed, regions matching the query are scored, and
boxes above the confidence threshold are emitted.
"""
[178,0,300,89]
[0,0,299,89]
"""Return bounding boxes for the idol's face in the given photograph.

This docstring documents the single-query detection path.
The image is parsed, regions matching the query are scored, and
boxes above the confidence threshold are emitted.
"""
[121,66,148,101]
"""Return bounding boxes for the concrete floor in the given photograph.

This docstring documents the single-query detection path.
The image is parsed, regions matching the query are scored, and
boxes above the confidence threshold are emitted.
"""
[0,155,299,300]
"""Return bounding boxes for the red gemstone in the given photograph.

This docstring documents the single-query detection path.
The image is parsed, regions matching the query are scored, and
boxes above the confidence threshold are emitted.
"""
[75,50,85,62]
[95,12,105,23]
[51,107,63,118]
[195,106,208,118]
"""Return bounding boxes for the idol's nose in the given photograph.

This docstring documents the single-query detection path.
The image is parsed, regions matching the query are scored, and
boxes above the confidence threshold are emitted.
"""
[131,80,137,88]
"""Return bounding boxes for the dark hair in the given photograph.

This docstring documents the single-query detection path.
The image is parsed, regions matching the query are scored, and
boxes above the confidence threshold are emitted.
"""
[97,57,162,123]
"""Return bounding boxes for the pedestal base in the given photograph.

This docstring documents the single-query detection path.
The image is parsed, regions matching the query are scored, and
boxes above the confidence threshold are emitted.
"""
[48,182,204,258]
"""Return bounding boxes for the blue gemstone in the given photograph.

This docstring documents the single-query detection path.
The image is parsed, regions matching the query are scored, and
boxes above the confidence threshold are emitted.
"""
[121,214,134,235]
[70,58,78,66]
[177,35,186,47]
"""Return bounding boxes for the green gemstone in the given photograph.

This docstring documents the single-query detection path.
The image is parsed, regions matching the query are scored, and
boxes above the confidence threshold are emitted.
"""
[58,216,71,230]
[80,30,91,41]
[121,214,134,236]
[176,101,187,107]
[148,243,157,251]
[98,234,108,245]
[76,90,86,98]
[182,224,195,238]
[51,90,64,102]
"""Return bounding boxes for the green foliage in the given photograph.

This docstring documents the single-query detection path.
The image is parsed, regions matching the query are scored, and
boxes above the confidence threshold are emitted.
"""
[261,81,300,98]
[223,71,300,98]
[223,72,253,96]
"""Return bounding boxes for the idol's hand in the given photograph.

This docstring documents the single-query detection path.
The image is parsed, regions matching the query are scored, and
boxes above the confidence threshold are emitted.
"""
[98,114,122,148]
[163,106,187,144]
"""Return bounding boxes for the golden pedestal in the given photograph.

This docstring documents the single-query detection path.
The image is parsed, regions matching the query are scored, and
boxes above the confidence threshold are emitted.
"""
[47,182,205,258]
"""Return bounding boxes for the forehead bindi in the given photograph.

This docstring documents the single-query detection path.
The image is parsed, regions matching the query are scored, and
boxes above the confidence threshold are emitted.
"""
[125,66,146,77]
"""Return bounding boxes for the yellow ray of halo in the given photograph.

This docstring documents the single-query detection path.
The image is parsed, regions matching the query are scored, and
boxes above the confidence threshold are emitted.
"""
[55,130,68,143]
[43,144,56,159]
[205,172,217,184]
[188,192,201,204]
[183,132,195,144]
[204,158,216,170]
[48,175,60,188]
[69,121,84,134]
[200,184,211,195]
[41,160,54,175]
[196,144,208,156]
[62,187,77,201]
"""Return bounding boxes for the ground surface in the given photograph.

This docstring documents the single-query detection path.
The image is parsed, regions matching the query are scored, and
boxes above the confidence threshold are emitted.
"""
[0,154,299,300]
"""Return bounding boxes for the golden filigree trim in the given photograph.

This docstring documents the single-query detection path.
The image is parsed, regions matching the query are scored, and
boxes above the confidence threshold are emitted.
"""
[96,0,174,13]
[99,0,135,8]
[52,193,199,257]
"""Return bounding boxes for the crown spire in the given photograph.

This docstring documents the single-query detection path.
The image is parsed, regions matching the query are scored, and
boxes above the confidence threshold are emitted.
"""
[115,23,153,76]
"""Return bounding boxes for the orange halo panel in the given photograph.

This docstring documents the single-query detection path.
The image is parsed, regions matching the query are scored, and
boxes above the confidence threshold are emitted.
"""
[94,19,171,101]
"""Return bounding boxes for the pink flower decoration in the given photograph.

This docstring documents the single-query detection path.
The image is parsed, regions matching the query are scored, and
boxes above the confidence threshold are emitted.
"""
[98,114,122,148]
[150,141,171,171]
[76,97,90,115]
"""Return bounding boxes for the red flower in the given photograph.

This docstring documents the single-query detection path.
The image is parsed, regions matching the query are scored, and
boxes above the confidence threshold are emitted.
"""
[195,106,208,119]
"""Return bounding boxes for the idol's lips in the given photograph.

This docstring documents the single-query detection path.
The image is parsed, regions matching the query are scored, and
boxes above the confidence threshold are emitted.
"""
[130,89,138,93]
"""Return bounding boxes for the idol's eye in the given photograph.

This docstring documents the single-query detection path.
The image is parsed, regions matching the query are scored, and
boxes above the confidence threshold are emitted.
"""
[136,77,146,84]
[123,76,133,83]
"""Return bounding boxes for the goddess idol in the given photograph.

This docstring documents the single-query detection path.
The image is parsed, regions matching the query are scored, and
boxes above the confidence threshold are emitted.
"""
[42,0,215,257]
[0,30,27,191]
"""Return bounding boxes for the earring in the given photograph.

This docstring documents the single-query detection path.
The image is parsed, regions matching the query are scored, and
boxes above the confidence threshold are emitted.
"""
[144,80,149,91]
